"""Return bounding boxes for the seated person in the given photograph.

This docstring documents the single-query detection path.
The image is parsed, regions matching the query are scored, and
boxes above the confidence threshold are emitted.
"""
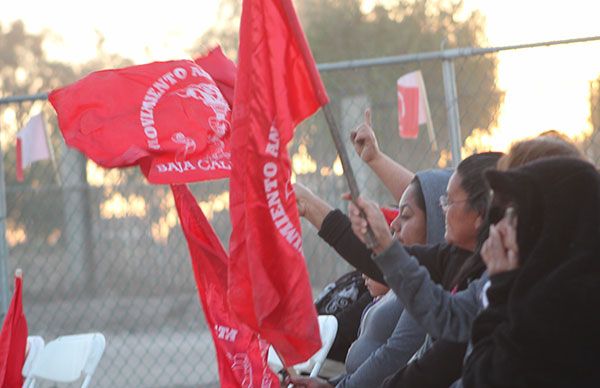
[464,157,600,387]
[314,208,399,364]
[294,162,454,387]
[293,151,499,388]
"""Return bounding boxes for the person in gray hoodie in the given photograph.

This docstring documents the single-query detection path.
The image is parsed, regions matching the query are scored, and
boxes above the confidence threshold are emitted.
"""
[293,168,453,387]
[338,169,452,386]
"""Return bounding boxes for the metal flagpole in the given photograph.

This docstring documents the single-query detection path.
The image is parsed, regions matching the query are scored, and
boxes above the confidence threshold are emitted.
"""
[280,0,377,248]
[320,104,377,247]
[0,117,11,315]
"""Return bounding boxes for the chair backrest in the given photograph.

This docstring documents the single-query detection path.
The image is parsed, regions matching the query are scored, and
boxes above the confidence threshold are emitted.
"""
[301,315,338,377]
[267,315,338,378]
[23,332,106,388]
[22,336,45,380]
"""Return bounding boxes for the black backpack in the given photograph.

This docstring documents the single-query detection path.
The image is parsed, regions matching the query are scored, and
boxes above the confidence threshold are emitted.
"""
[314,270,368,315]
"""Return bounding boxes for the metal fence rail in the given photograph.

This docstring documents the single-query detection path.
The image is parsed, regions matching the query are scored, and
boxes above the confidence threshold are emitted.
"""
[1,36,599,386]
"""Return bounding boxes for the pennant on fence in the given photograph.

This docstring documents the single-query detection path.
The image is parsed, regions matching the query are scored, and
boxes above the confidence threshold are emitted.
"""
[16,113,52,182]
[397,70,437,150]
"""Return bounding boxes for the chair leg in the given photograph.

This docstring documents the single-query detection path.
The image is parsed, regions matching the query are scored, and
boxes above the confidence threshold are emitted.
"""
[310,361,323,378]
[81,375,92,388]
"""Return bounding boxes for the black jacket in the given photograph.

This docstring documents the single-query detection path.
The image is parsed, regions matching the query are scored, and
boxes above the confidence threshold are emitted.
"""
[463,157,600,388]
[319,209,471,289]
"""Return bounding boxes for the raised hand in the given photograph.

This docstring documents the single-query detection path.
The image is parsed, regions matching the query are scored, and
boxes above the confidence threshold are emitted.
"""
[350,108,381,163]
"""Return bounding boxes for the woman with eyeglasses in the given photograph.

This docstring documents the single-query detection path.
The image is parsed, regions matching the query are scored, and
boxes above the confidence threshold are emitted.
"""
[290,152,502,388]
[343,135,585,388]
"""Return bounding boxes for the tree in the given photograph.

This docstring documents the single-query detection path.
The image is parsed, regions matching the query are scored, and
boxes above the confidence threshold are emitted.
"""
[0,21,139,278]
[194,0,503,173]
[1,21,230,297]
[1,21,79,244]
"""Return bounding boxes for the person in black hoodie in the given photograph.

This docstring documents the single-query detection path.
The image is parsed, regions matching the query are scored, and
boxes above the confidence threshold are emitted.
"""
[462,157,600,387]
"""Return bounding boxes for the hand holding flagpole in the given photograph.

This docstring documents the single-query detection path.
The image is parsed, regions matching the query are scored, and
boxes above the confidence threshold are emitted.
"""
[351,109,381,164]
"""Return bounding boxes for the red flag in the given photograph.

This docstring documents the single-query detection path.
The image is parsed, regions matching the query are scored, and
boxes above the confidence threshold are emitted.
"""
[396,70,432,139]
[228,0,327,365]
[49,48,236,184]
[171,184,277,388]
[0,271,28,388]
[194,47,236,107]
[16,113,52,182]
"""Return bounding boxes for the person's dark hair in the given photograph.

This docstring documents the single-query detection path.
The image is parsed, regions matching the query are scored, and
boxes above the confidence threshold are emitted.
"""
[451,152,503,287]
[456,152,504,216]
[409,177,426,214]
[452,140,584,288]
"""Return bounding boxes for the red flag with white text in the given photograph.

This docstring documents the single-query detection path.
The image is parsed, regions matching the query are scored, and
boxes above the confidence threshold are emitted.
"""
[171,184,277,388]
[397,70,432,139]
[49,47,234,184]
[228,0,326,366]
[194,47,236,107]
[0,272,28,388]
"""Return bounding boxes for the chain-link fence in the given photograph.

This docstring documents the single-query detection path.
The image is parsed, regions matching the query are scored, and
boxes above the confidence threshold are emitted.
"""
[1,37,599,387]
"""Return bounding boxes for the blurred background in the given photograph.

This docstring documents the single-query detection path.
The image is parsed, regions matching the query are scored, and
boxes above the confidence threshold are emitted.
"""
[1,0,599,386]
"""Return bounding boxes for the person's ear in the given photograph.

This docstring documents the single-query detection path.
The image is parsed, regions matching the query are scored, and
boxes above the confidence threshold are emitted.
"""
[474,213,483,231]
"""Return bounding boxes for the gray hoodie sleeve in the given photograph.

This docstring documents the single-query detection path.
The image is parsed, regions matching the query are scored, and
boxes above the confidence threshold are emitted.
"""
[336,312,426,388]
[373,241,487,342]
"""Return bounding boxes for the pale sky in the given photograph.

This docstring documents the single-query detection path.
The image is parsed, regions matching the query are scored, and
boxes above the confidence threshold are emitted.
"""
[460,0,600,149]
[2,0,600,152]
[0,0,221,64]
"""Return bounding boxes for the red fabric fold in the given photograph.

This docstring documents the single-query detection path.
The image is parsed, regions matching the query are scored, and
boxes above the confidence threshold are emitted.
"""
[0,274,28,388]
[171,184,277,388]
[228,0,328,366]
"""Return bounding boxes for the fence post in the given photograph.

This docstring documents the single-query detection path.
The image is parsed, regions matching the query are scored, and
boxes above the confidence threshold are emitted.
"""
[0,126,11,314]
[442,55,462,167]
[59,145,95,295]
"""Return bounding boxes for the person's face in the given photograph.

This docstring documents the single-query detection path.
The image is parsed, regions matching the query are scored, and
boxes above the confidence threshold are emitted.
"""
[441,173,482,252]
[390,184,427,246]
[362,274,390,297]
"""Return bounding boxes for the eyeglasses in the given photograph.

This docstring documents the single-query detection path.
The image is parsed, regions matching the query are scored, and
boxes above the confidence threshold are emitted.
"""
[439,194,469,210]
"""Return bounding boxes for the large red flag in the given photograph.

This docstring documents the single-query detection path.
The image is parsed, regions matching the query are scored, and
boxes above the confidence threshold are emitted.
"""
[49,47,234,184]
[171,184,277,388]
[228,0,328,365]
[0,271,28,388]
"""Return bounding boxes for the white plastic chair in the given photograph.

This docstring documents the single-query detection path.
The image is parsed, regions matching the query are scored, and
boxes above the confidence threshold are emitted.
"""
[22,336,45,382]
[22,332,106,388]
[268,315,338,378]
